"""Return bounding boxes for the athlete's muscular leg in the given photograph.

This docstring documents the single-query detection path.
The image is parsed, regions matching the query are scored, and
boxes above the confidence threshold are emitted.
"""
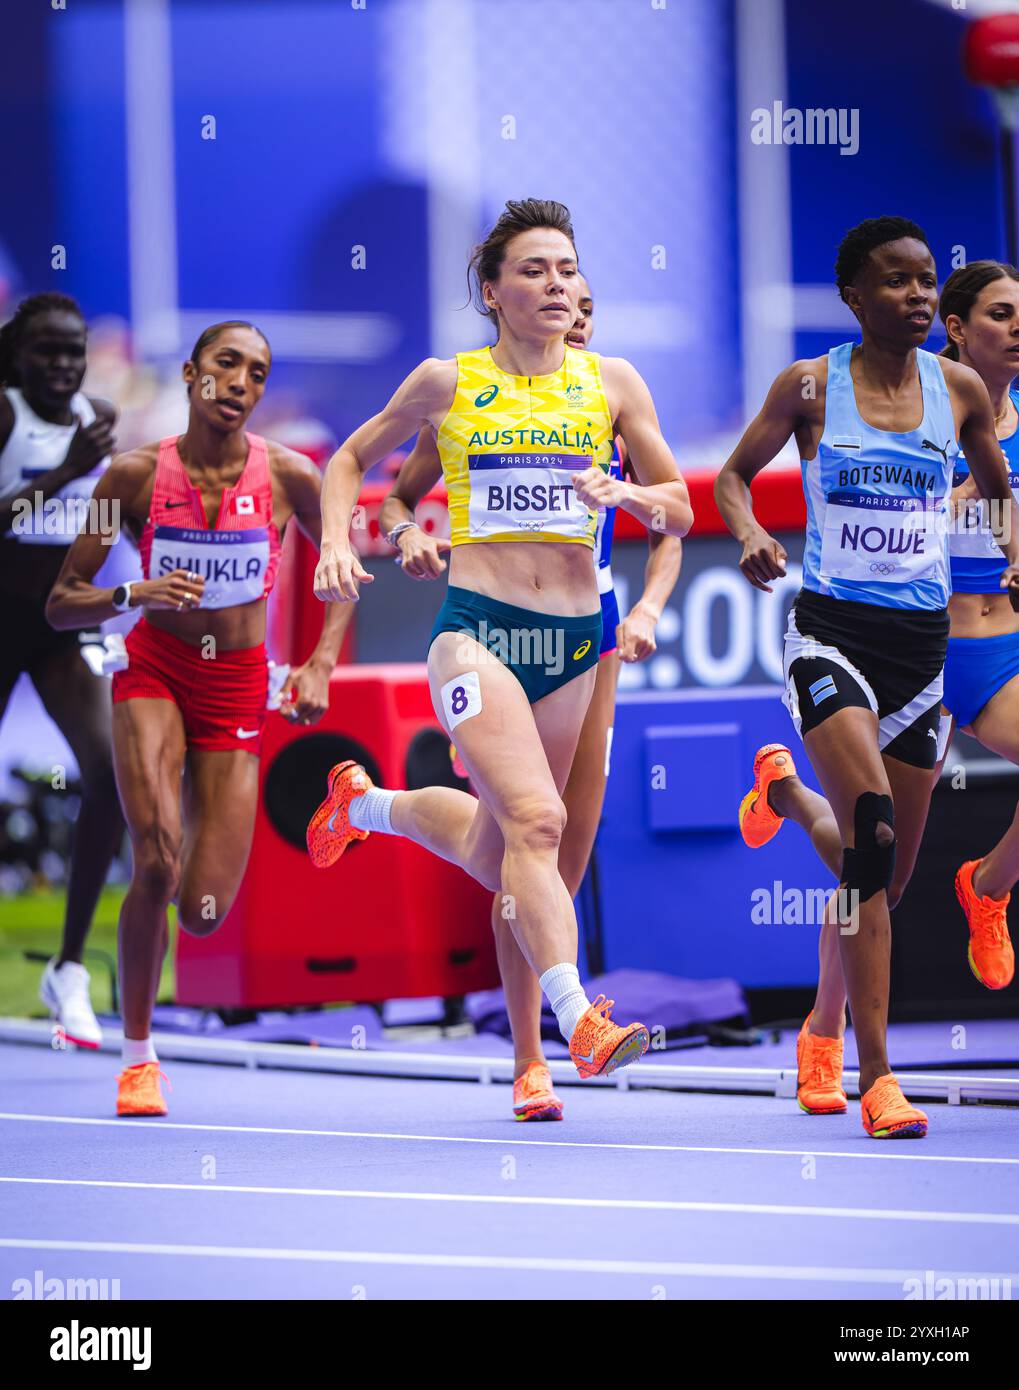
[765,754,846,1036]
[557,651,619,896]
[176,748,260,936]
[112,699,186,1040]
[881,752,940,911]
[801,706,898,1095]
[391,634,597,974]
[32,643,124,965]
[797,731,944,1039]
[490,651,619,1075]
[966,675,1019,899]
[768,771,843,876]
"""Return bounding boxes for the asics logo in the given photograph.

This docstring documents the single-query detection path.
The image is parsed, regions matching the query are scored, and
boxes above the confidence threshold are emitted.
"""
[235,728,258,739]
[573,640,592,661]
[474,385,499,408]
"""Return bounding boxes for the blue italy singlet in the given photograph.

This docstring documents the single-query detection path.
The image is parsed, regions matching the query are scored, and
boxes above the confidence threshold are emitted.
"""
[801,343,958,610]
[948,387,1019,594]
[592,447,621,593]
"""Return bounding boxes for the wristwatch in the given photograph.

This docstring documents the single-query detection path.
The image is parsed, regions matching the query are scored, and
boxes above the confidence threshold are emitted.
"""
[385,520,419,549]
[112,582,136,612]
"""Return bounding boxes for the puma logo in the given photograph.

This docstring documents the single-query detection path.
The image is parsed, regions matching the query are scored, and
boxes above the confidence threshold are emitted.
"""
[921,438,951,469]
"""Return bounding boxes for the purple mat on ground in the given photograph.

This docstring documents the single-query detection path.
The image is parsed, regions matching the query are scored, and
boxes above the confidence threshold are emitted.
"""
[467,968,748,1047]
[144,1004,385,1046]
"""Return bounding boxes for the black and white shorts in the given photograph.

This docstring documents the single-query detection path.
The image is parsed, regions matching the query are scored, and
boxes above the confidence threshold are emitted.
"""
[782,589,951,770]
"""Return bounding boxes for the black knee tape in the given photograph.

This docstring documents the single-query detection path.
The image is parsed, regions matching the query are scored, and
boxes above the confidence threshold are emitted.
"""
[840,792,895,903]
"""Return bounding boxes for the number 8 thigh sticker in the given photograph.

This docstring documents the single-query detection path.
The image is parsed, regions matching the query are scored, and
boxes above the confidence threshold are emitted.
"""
[441,670,483,731]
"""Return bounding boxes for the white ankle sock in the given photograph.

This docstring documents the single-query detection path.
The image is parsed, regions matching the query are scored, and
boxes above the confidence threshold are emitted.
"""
[348,788,399,834]
[122,1037,157,1068]
[539,963,591,1044]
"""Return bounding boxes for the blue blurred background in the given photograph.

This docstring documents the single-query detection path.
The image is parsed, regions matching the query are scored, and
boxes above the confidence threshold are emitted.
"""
[2,0,1017,997]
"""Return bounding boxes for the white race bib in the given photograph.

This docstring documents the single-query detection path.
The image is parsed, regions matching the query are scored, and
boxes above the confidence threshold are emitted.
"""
[466,452,592,540]
[441,670,482,731]
[820,491,944,583]
[948,470,1019,559]
[12,465,104,544]
[149,525,270,609]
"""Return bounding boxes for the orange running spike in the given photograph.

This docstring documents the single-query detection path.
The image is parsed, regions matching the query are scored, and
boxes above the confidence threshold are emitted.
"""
[739,744,797,849]
[306,760,372,869]
[512,1062,564,1122]
[568,994,649,1079]
[861,1073,928,1139]
[955,859,1015,990]
[796,1013,847,1115]
[116,1062,170,1117]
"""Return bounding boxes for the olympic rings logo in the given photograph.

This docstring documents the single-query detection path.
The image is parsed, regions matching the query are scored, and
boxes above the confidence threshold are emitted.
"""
[869,562,897,575]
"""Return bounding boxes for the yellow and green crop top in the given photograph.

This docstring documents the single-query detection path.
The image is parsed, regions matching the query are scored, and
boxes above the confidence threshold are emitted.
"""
[436,345,615,547]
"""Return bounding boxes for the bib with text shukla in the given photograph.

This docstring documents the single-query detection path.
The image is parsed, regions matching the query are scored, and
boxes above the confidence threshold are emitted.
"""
[149,525,270,608]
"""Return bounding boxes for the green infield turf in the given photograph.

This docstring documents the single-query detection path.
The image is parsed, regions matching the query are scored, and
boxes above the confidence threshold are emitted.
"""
[0,887,176,1019]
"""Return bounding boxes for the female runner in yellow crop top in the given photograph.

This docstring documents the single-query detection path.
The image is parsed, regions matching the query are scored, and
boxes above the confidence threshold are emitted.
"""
[309,198,691,1086]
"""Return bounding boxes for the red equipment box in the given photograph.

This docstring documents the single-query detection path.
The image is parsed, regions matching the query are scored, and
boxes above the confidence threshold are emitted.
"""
[175,664,499,1008]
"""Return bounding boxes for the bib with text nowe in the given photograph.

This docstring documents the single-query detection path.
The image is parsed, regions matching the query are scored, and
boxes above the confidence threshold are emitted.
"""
[819,490,946,583]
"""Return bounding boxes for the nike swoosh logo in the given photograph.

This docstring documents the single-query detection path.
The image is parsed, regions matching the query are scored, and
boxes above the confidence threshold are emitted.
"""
[576,1047,596,1064]
[164,501,189,509]
[327,809,341,832]
[235,728,259,739]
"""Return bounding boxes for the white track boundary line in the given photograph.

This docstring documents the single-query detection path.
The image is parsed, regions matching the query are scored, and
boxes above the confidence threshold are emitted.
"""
[1,1175,1016,1226]
[1,1111,1017,1164]
[2,1237,1014,1285]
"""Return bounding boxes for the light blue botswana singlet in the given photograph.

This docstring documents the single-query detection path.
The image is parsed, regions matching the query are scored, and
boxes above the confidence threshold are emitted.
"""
[801,342,958,610]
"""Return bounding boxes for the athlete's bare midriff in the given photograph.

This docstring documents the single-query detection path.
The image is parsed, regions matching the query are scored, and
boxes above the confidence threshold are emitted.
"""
[448,537,599,614]
[142,599,268,650]
[948,589,1019,639]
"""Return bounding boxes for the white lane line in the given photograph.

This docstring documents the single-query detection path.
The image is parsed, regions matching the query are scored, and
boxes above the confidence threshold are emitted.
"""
[0,1175,1016,1226]
[0,1111,1015,1164]
[3,1237,1013,1285]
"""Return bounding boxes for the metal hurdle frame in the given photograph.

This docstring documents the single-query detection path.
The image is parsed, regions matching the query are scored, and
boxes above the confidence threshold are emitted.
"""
[1,1017,1017,1107]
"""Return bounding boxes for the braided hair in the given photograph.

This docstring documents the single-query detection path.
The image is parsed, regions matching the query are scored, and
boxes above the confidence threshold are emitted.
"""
[0,293,86,388]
